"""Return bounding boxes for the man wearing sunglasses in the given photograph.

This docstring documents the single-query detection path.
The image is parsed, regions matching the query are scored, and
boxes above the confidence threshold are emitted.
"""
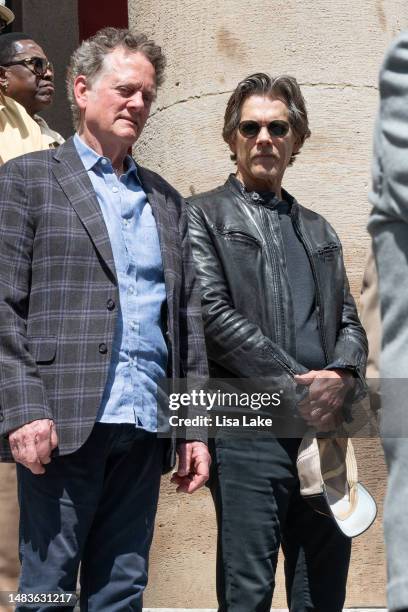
[187,73,367,611]
[0,32,64,148]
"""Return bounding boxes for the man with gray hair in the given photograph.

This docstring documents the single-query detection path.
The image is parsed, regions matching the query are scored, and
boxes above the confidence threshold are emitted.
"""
[0,27,210,611]
[187,73,367,611]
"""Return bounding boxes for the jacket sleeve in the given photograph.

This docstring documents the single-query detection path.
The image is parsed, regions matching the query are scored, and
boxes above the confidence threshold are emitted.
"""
[0,160,54,436]
[177,199,209,442]
[368,32,408,381]
[187,202,307,381]
[178,202,209,379]
[325,257,368,392]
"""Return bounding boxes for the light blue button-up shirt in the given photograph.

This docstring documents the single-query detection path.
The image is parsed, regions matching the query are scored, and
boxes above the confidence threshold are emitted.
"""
[74,134,167,432]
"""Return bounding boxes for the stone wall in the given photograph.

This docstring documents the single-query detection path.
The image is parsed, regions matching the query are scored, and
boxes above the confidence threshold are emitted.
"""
[19,0,79,139]
[128,1,408,608]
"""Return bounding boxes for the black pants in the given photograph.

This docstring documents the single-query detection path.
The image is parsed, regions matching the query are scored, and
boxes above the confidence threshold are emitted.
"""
[209,436,351,612]
[17,424,164,612]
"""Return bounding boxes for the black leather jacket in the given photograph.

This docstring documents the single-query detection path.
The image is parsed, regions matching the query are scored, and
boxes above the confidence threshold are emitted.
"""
[187,175,367,386]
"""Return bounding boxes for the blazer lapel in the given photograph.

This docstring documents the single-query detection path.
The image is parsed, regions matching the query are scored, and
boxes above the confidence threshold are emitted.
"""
[138,166,176,296]
[52,138,117,283]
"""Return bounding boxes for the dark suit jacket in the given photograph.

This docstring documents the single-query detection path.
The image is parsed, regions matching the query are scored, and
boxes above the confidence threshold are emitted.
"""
[0,138,208,468]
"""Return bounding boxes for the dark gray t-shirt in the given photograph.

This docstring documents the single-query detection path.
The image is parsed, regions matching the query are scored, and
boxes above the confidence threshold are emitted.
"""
[249,188,326,371]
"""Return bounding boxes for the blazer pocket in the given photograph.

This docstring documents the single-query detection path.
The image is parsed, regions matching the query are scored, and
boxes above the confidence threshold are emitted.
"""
[27,336,57,364]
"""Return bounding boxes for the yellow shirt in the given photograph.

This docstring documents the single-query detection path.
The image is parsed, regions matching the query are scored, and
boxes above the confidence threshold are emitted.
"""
[34,114,65,148]
[0,93,47,164]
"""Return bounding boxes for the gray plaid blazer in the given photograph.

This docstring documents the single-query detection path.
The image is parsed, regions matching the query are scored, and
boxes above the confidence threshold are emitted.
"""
[0,138,208,468]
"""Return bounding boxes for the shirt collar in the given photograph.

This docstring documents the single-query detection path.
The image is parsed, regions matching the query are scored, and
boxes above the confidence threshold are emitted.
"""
[73,133,139,178]
[229,173,294,211]
[33,114,46,127]
[0,92,7,113]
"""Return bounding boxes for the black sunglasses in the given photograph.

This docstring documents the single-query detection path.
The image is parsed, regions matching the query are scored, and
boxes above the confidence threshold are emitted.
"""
[2,56,53,77]
[238,120,290,139]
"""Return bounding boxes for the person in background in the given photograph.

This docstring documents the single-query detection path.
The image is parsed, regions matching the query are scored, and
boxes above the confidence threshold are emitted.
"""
[0,32,64,147]
[368,31,408,612]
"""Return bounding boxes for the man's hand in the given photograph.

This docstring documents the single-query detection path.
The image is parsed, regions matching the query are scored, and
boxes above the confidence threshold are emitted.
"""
[9,419,58,475]
[295,369,353,431]
[170,440,211,494]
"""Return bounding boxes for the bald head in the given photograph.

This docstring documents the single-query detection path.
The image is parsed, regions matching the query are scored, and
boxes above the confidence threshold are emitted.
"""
[0,32,31,65]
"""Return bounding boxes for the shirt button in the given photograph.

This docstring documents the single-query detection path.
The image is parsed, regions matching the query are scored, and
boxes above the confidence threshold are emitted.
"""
[128,286,135,295]
[112,187,119,193]
[131,321,138,330]
[101,159,108,165]
[106,299,115,311]
[98,343,108,354]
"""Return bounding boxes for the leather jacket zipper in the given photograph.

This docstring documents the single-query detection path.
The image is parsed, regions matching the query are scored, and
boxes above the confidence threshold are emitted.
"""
[257,206,296,377]
[215,227,262,248]
[269,350,297,377]
[258,206,286,348]
[292,215,330,364]
[235,192,296,378]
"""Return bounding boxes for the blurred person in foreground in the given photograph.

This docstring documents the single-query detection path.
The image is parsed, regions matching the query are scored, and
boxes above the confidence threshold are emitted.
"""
[0,25,63,610]
[0,27,209,611]
[368,31,408,612]
[187,73,368,612]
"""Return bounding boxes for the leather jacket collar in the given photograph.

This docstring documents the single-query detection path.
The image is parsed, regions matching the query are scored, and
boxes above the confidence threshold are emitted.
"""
[226,173,299,216]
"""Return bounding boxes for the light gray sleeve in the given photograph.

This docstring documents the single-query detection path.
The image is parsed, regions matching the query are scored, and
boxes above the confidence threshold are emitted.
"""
[368,31,408,379]
[367,34,408,611]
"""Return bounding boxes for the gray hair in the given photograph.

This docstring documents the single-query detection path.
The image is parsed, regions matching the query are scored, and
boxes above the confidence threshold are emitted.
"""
[67,27,166,129]
[223,73,311,165]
